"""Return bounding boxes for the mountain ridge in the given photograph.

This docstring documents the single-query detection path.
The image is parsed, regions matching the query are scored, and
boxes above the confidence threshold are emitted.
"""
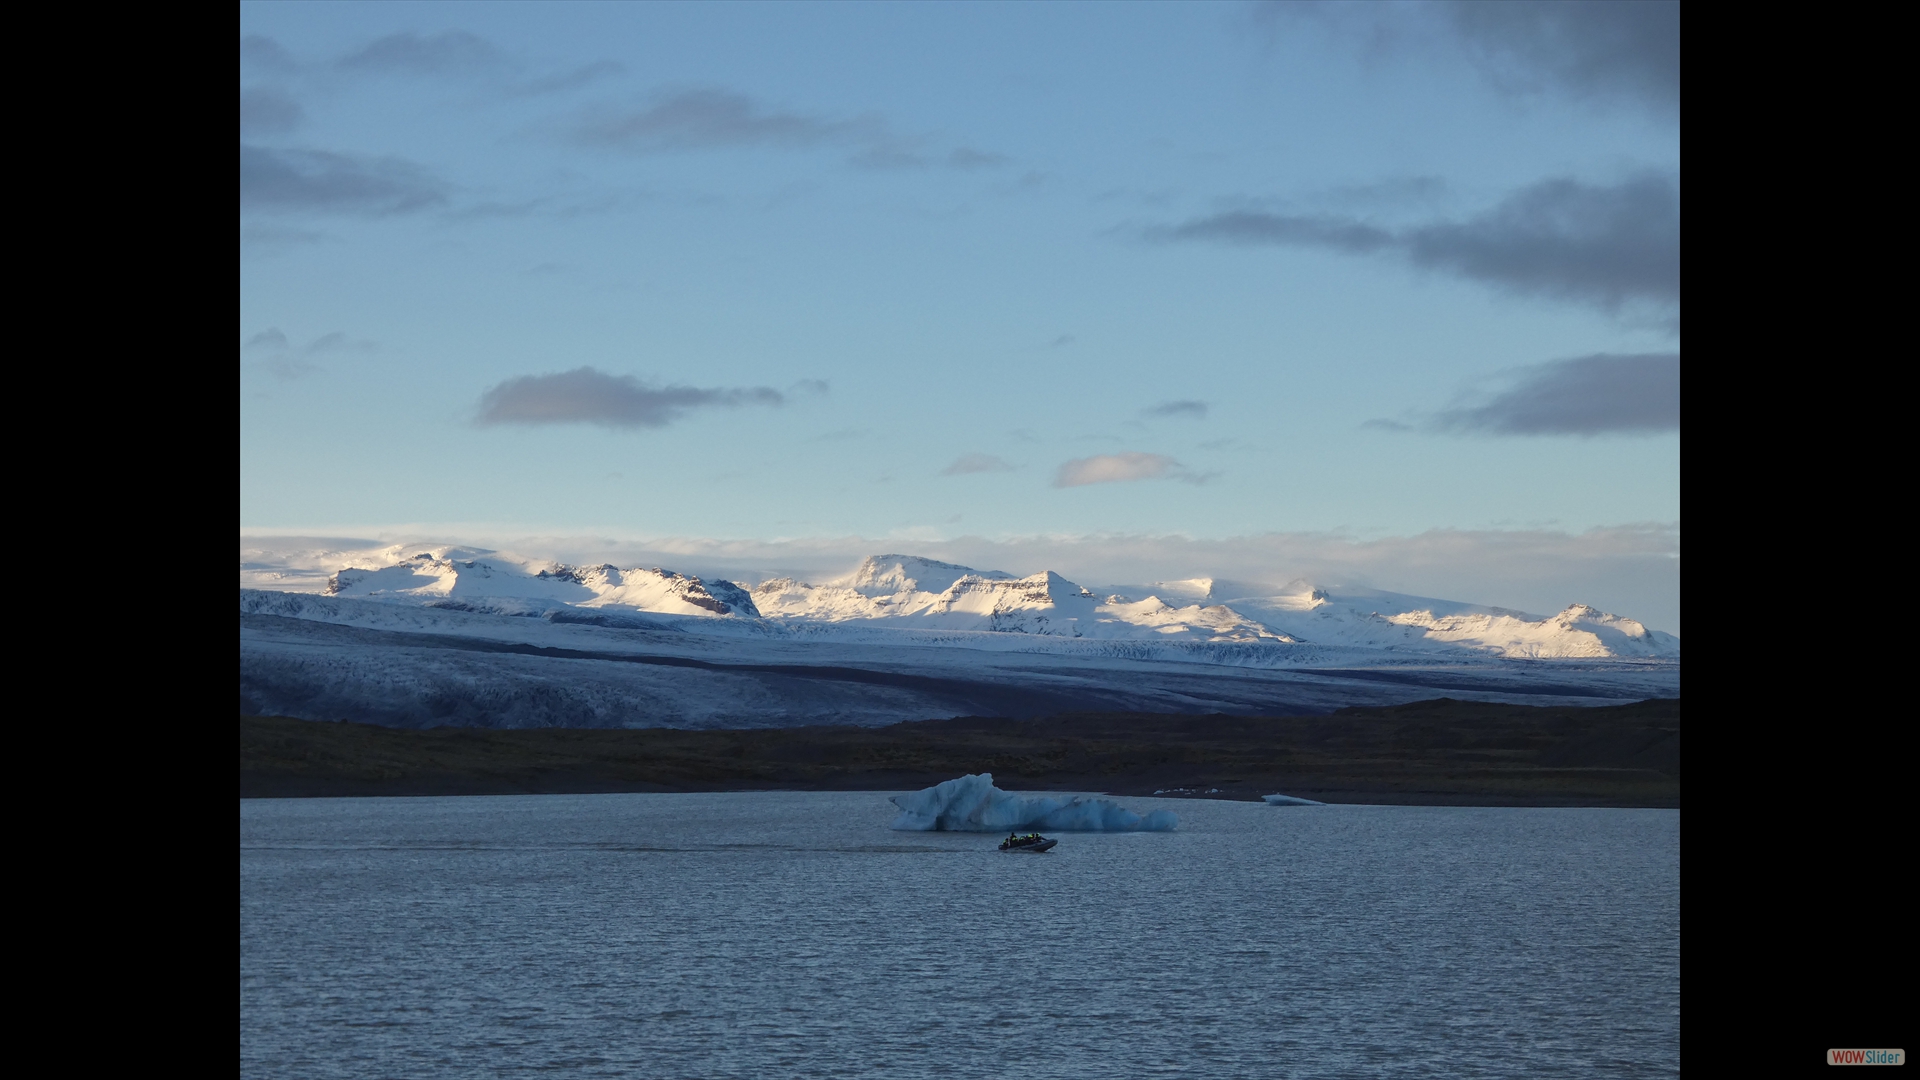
[245,541,1677,661]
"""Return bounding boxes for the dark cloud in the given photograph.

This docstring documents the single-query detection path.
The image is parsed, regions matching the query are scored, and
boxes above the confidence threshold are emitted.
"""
[942,454,1016,476]
[338,31,507,76]
[1159,174,1677,313]
[1255,1,1678,114]
[1425,353,1679,436]
[1448,1,1680,112]
[1144,400,1209,419]
[240,87,303,137]
[240,145,448,215]
[476,368,786,428]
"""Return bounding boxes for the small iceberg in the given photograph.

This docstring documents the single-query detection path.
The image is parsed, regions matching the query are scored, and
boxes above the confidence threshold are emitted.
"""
[890,773,1177,832]
[1261,793,1325,806]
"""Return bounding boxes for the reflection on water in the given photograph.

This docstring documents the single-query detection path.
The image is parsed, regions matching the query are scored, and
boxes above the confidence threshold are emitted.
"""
[241,792,1678,1078]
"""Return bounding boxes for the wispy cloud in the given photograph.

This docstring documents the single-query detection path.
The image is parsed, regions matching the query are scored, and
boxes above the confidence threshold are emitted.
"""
[240,145,448,215]
[942,453,1016,476]
[240,87,303,137]
[1158,174,1678,315]
[948,147,1010,170]
[1416,353,1679,436]
[572,89,885,152]
[514,60,626,96]
[337,31,510,77]
[1055,452,1208,487]
[1144,400,1209,419]
[475,367,788,428]
[564,87,1001,170]
[242,328,376,380]
[240,34,298,74]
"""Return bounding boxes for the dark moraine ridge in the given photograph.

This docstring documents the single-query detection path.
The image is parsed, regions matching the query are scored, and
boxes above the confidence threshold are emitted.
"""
[241,697,1677,806]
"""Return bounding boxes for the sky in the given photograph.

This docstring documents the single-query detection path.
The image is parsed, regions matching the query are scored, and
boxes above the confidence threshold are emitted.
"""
[239,1,1681,633]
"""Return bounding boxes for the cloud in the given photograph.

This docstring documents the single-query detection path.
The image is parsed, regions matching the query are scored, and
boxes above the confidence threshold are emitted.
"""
[1144,400,1208,419]
[514,60,626,96]
[338,31,508,76]
[240,224,327,253]
[241,328,376,380]
[573,89,871,151]
[240,145,448,215]
[1255,1,1678,115]
[240,35,298,73]
[1447,0,1680,112]
[564,88,989,169]
[1425,353,1679,436]
[948,147,1010,170]
[475,367,786,428]
[1158,173,1678,314]
[942,454,1016,476]
[240,87,303,136]
[1054,452,1205,487]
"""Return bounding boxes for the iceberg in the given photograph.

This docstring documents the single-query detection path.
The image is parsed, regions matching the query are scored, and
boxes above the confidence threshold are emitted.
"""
[1261,793,1325,806]
[889,773,1177,832]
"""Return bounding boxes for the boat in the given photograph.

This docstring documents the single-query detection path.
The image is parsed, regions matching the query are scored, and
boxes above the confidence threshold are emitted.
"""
[999,832,1057,853]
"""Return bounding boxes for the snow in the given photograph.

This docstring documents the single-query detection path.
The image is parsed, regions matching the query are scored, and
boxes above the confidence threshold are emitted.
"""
[240,539,1677,661]
[240,588,1682,729]
[1261,793,1326,806]
[889,773,1178,832]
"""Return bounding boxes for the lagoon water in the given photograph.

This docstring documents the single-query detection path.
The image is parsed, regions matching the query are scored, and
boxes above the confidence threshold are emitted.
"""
[240,793,1678,1078]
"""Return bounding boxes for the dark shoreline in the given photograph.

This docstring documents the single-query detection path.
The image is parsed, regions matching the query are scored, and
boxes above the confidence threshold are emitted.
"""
[242,697,1678,807]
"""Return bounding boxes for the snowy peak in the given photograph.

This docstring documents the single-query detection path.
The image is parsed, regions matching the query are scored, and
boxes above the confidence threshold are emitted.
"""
[248,542,1675,659]
[755,562,1289,641]
[1139,578,1216,604]
[325,550,758,618]
[832,555,1013,598]
[1207,583,1679,660]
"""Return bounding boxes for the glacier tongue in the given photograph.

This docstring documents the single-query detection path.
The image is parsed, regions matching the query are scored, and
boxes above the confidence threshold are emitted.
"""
[889,773,1178,832]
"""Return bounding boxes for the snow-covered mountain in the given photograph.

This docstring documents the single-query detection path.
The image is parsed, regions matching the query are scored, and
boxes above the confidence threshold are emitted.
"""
[1110,578,1680,660]
[318,546,760,618]
[243,544,1676,660]
[753,555,1288,642]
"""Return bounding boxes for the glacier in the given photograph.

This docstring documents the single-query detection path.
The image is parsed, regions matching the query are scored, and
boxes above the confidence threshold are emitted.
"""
[889,773,1178,832]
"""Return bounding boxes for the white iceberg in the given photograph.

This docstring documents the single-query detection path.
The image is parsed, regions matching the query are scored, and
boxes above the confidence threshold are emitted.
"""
[1261,793,1325,806]
[889,773,1178,832]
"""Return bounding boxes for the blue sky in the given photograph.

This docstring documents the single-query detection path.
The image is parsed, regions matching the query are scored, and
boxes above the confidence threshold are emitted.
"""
[240,2,1681,631]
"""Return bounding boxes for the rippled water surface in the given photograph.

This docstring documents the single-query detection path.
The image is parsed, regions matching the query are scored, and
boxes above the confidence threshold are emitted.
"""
[240,793,1678,1078]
